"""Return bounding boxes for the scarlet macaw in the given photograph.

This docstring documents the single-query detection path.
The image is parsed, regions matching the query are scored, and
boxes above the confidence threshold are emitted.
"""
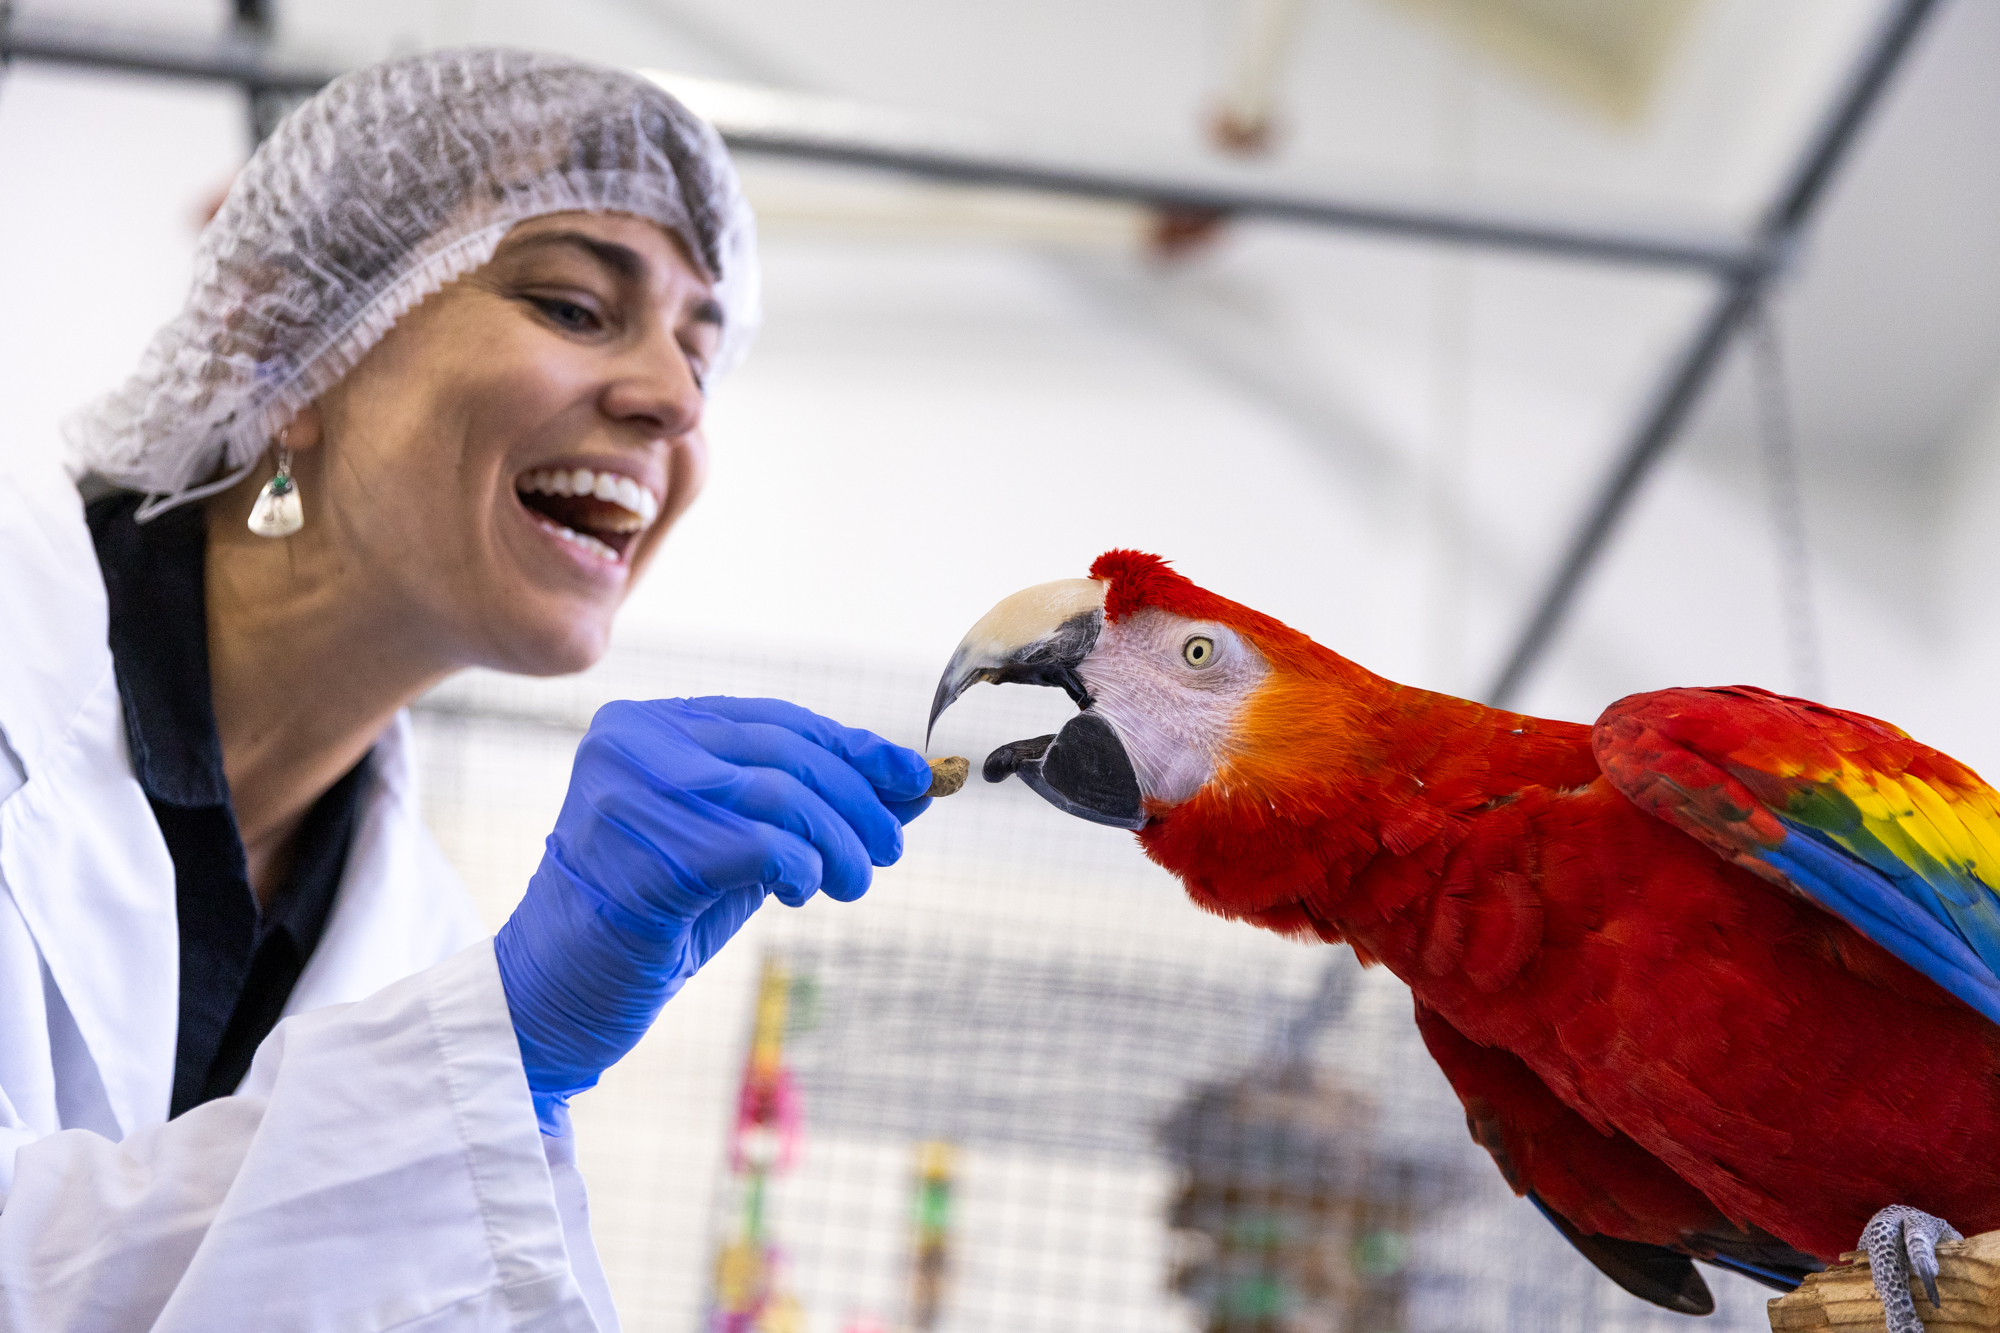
[928,550,2000,1332]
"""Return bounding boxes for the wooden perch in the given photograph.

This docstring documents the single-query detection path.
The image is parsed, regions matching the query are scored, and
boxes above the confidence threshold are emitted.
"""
[1769,1231,2000,1331]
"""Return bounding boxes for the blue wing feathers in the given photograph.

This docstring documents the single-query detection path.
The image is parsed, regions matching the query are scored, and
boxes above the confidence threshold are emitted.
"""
[1698,1252,1807,1293]
[1765,824,2000,1027]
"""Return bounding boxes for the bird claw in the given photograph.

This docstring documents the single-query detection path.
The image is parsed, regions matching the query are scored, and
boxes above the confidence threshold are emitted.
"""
[1862,1205,1963,1333]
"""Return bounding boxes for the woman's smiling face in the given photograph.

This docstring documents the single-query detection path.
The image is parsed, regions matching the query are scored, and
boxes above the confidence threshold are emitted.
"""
[298,211,721,675]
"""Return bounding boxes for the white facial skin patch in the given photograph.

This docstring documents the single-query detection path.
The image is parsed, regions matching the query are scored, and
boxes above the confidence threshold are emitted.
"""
[1079,607,1269,806]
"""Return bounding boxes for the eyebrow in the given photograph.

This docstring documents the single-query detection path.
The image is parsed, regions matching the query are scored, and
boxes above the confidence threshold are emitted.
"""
[508,231,726,327]
[511,230,646,280]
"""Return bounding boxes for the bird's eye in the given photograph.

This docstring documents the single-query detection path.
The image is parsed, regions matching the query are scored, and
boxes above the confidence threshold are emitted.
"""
[1183,635,1217,668]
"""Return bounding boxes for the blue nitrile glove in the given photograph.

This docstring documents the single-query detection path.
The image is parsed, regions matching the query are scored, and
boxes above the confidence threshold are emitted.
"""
[493,696,933,1132]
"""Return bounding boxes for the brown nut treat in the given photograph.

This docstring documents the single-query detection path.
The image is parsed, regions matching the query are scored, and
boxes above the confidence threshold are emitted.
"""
[927,756,970,798]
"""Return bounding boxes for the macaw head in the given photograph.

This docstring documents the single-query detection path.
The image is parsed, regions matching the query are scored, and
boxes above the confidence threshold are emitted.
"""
[928,550,1358,832]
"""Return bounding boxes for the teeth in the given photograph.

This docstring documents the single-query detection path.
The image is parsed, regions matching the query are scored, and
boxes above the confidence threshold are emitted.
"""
[534,514,622,562]
[516,468,660,527]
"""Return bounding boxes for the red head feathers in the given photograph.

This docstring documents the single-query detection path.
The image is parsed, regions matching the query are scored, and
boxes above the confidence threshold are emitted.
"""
[1088,549,1335,680]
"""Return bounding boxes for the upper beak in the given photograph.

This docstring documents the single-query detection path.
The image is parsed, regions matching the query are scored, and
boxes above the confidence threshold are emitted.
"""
[926,579,1107,741]
[928,578,1147,832]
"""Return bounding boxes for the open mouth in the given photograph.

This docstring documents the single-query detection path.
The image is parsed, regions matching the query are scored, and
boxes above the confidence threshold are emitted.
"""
[515,467,660,563]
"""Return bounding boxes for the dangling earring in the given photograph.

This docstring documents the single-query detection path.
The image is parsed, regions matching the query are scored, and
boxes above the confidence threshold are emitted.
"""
[247,429,303,538]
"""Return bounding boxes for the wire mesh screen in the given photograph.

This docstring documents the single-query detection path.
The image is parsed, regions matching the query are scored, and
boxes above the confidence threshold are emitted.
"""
[409,638,1780,1333]
[773,941,1327,1158]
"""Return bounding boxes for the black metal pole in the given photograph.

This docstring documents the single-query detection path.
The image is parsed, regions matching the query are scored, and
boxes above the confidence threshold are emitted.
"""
[1484,0,1944,707]
[0,19,332,93]
[0,16,1749,278]
[707,130,1751,276]
[231,0,279,144]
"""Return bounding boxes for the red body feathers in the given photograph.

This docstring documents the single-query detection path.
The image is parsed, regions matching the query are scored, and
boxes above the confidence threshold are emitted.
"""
[1099,551,2000,1265]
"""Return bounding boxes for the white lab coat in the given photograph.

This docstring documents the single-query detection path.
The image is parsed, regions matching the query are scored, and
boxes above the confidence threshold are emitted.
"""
[0,455,617,1331]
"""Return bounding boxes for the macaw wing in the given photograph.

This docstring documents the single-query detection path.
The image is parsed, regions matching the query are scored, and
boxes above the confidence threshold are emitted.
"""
[1413,999,1818,1312]
[1526,1194,1817,1301]
[1594,686,2000,1027]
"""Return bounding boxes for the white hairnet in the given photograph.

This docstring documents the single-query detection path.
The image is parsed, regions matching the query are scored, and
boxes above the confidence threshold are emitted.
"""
[67,47,760,516]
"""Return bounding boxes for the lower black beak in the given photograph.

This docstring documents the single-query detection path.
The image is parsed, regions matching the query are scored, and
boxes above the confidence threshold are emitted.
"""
[983,713,1146,831]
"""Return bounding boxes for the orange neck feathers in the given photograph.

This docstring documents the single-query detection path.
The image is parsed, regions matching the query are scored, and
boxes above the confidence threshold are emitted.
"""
[1093,556,1596,938]
[1090,550,1597,938]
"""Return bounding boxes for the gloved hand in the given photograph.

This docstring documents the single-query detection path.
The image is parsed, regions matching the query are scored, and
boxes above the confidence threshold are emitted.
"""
[493,696,933,1132]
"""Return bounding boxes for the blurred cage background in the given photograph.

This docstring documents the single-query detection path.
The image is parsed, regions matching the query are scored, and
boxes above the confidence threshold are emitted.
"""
[411,645,1777,1333]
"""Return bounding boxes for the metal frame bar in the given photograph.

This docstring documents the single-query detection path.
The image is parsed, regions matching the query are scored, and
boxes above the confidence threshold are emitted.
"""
[1483,0,1940,706]
[659,66,1749,276]
[706,126,1748,275]
[0,4,1941,705]
[0,17,331,94]
[0,16,1746,277]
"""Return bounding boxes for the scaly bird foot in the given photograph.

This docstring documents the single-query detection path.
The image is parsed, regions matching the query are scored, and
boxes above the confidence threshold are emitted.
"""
[1862,1205,1963,1333]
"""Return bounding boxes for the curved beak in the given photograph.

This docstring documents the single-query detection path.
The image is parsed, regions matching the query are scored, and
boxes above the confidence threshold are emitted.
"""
[928,577,1147,831]
[927,579,1107,740]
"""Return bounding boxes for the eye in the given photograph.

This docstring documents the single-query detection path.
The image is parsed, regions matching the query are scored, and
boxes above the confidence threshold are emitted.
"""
[679,342,711,394]
[529,295,602,332]
[1182,635,1217,668]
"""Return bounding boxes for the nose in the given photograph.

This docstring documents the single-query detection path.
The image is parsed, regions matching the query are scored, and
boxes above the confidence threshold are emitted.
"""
[598,320,705,440]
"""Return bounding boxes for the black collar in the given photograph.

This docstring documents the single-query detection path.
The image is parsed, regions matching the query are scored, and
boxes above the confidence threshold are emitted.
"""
[93,492,229,809]
[86,491,366,1115]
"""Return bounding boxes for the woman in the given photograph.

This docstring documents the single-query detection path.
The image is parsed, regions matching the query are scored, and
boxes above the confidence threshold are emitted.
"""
[0,49,931,1329]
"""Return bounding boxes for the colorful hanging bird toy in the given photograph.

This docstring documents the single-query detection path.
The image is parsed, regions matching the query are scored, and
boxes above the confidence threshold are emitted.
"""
[709,957,808,1333]
[909,1141,957,1332]
[929,549,2000,1333]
